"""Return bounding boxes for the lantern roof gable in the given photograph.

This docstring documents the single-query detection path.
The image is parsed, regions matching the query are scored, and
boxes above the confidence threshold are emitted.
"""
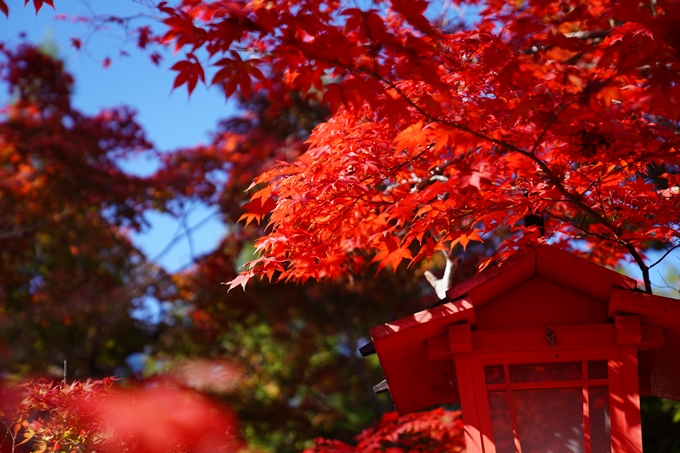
[446,245,637,307]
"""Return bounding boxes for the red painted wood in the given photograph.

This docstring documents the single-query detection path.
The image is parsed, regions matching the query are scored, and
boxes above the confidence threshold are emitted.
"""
[472,323,617,351]
[502,365,523,453]
[621,345,642,453]
[448,327,652,453]
[449,324,472,353]
[368,241,678,453]
[609,289,680,326]
[427,334,450,361]
[471,359,498,453]
[616,312,644,452]
[582,361,591,453]
[432,378,460,401]
[468,324,663,354]
[637,324,665,350]
[446,251,535,305]
[608,348,627,453]
[455,353,486,453]
[472,325,613,352]
[536,246,636,304]
[486,378,608,391]
[466,348,618,453]
[475,278,608,330]
[610,289,680,401]
[447,245,636,307]
[369,298,472,414]
[616,316,642,345]
[430,328,620,361]
[370,298,474,340]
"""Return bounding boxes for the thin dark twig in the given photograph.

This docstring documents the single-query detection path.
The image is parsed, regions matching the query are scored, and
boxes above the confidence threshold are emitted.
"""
[151,211,219,263]
[649,243,680,269]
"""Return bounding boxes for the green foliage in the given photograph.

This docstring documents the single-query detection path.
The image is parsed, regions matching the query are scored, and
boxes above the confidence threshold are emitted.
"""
[143,80,442,451]
[641,397,680,453]
[155,254,432,453]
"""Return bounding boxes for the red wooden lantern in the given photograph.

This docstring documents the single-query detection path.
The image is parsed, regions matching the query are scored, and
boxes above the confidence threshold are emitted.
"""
[368,245,680,453]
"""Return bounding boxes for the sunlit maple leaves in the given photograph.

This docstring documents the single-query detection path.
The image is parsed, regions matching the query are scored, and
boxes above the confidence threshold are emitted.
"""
[145,0,680,291]
[9,0,680,292]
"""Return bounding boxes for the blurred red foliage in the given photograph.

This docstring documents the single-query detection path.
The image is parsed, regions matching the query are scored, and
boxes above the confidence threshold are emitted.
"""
[1,370,242,453]
[304,408,466,453]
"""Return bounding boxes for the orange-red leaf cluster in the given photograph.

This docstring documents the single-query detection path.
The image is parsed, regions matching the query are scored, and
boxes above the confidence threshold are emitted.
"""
[140,0,680,287]
[12,0,680,289]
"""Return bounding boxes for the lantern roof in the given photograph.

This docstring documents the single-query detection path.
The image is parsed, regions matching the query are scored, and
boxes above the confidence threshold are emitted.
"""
[369,245,680,415]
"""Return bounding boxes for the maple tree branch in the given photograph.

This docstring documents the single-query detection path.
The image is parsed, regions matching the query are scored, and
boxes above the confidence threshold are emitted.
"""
[0,420,13,453]
[300,145,435,250]
[648,243,680,269]
[424,250,460,299]
[540,174,652,292]
[261,40,657,289]
[520,30,611,55]
[594,179,611,221]
[411,174,449,193]
[546,211,617,243]
[0,221,41,239]
[564,30,611,41]
[654,269,680,297]
[76,8,158,58]
[384,78,525,153]
[625,242,651,293]
[528,104,569,155]
[151,210,218,264]
[413,159,456,192]
[378,75,656,291]
[514,139,653,292]
[180,214,197,261]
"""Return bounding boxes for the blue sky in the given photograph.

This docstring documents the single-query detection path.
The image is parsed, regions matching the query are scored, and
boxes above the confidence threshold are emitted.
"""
[0,0,234,272]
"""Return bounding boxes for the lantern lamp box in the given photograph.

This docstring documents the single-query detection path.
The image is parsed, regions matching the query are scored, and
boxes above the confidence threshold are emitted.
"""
[369,245,680,453]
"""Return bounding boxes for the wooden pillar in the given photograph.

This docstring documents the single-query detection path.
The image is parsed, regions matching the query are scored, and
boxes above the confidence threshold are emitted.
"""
[455,352,487,453]
[616,316,642,453]
[450,324,496,453]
